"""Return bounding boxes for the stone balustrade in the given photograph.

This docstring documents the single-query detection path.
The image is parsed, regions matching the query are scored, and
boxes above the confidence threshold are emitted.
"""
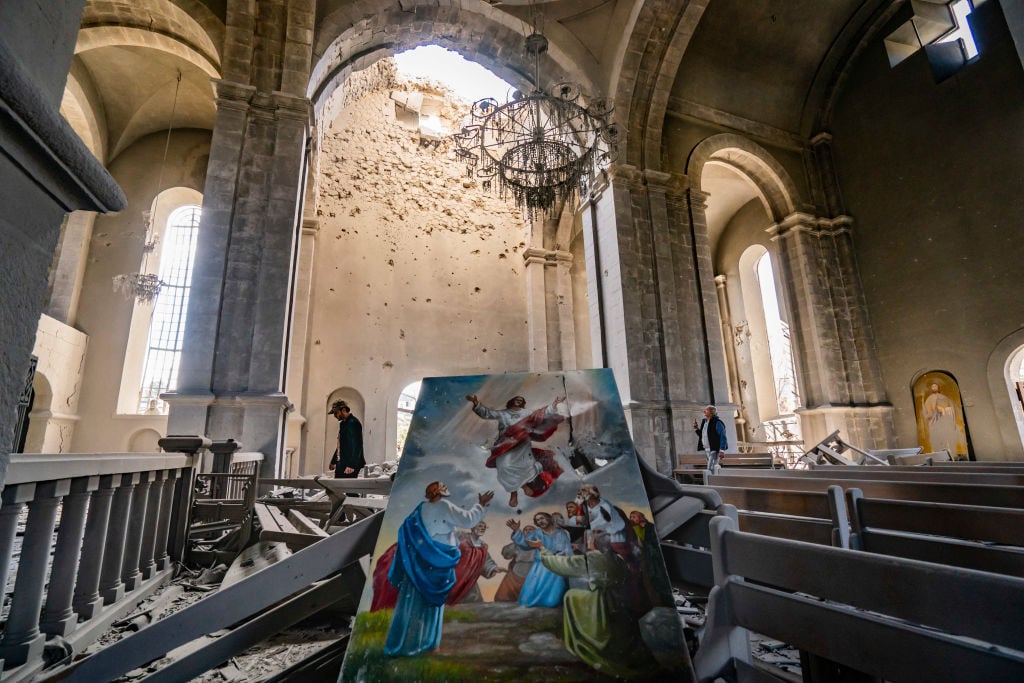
[0,451,198,682]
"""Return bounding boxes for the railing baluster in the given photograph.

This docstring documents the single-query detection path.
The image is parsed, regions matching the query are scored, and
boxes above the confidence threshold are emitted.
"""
[99,473,139,604]
[153,470,179,571]
[73,475,115,620]
[0,484,35,620]
[167,467,196,565]
[40,476,97,637]
[138,470,165,580]
[0,480,68,667]
[121,472,152,592]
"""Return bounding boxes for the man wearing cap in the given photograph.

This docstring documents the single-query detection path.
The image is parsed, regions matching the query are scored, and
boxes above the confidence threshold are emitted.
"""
[384,481,494,656]
[328,400,364,479]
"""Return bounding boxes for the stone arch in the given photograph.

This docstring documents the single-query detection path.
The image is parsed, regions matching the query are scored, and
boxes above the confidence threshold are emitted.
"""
[687,134,804,222]
[22,372,53,453]
[75,27,220,79]
[310,4,598,124]
[127,428,163,453]
[612,0,710,170]
[63,62,108,162]
[323,387,366,470]
[81,0,223,68]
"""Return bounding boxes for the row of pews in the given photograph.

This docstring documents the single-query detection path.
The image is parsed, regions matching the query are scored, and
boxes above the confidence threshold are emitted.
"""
[641,459,1024,682]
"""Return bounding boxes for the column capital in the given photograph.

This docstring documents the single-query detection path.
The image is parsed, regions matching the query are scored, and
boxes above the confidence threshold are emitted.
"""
[811,131,834,147]
[714,273,727,288]
[302,218,319,236]
[522,247,572,266]
[607,162,644,190]
[643,170,689,196]
[214,80,257,110]
[766,211,818,238]
[768,212,855,239]
[685,188,711,212]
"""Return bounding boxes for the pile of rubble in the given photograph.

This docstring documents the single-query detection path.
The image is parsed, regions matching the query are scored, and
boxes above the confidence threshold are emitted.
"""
[673,588,802,680]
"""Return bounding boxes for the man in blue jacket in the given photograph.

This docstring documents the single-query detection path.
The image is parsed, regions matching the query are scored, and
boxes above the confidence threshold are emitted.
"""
[693,405,727,480]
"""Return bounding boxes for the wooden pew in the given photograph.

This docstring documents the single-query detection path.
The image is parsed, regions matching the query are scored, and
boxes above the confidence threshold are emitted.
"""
[708,472,1024,509]
[846,489,1024,577]
[254,503,329,549]
[711,467,1024,486]
[694,514,1024,682]
[709,477,1024,577]
[710,485,837,545]
[673,452,775,484]
[640,458,725,589]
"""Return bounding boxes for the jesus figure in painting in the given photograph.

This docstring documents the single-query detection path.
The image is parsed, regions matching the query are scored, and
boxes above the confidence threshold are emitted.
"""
[466,393,567,507]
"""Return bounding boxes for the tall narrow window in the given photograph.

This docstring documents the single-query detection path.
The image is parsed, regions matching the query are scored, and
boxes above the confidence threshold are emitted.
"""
[396,380,421,459]
[756,252,800,415]
[137,205,200,413]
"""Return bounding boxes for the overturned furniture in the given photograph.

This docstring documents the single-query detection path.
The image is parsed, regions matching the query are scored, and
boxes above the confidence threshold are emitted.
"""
[47,513,383,682]
[799,430,921,467]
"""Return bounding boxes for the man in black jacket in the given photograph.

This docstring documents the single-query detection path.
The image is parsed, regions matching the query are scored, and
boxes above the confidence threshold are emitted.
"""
[328,400,365,478]
[693,404,727,480]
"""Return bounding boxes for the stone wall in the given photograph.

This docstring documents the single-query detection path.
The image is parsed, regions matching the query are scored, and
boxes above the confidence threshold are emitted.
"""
[299,71,533,472]
[832,1,1024,459]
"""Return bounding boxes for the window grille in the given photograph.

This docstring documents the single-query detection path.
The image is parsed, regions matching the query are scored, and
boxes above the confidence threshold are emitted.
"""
[138,206,200,413]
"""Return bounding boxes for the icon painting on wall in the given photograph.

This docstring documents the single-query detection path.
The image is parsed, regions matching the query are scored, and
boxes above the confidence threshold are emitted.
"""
[913,371,970,459]
[339,369,690,681]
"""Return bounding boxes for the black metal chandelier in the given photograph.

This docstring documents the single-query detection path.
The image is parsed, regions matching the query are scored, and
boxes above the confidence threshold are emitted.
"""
[453,30,619,216]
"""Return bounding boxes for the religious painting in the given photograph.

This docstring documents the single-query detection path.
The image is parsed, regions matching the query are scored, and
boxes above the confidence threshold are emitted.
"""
[339,369,690,681]
[913,371,970,459]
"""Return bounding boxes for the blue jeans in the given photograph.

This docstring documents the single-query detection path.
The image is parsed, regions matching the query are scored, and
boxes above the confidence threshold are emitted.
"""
[705,451,721,480]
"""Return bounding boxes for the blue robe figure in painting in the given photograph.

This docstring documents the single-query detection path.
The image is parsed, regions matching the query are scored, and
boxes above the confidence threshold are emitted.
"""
[507,512,572,607]
[383,481,493,656]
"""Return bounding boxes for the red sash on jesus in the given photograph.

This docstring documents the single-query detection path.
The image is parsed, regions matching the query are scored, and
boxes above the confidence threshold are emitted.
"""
[485,406,566,497]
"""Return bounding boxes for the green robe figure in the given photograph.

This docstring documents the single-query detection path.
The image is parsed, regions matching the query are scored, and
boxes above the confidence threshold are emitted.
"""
[539,531,647,678]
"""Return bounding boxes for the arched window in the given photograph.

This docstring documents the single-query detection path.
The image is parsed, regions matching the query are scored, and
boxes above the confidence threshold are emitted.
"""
[396,380,421,458]
[1005,345,1024,450]
[137,205,200,412]
[755,252,800,415]
[117,191,202,415]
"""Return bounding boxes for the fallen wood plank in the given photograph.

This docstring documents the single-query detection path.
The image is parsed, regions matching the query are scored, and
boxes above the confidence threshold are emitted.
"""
[141,567,363,683]
[221,542,293,589]
[57,512,383,683]
[286,509,329,538]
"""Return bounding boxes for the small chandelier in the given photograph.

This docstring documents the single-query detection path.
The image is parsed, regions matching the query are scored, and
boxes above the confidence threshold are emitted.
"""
[113,71,182,303]
[453,26,619,216]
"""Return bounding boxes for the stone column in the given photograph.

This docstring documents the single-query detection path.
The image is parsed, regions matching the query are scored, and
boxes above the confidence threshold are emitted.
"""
[0,480,68,666]
[715,274,749,443]
[770,213,894,447]
[73,475,115,620]
[554,250,577,371]
[579,164,734,473]
[524,247,550,371]
[285,219,318,475]
[166,83,311,478]
[45,210,97,326]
